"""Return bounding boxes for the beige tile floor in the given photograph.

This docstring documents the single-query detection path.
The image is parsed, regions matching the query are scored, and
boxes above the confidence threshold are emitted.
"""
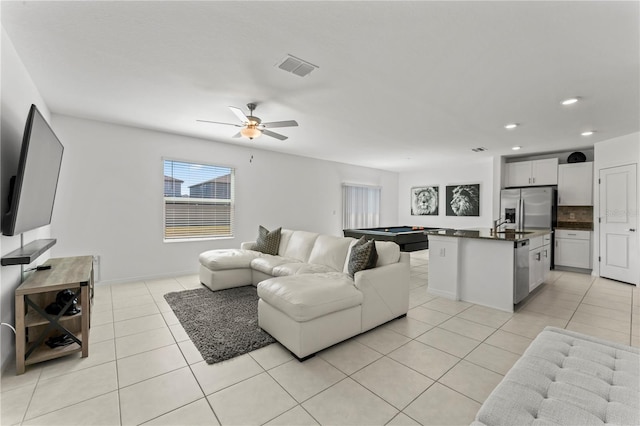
[2,250,638,425]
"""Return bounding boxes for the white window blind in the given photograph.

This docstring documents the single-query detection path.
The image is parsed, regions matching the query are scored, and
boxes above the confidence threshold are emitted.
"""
[163,159,234,240]
[342,184,381,229]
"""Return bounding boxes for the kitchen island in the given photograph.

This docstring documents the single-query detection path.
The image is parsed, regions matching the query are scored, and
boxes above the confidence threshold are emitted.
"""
[425,228,552,312]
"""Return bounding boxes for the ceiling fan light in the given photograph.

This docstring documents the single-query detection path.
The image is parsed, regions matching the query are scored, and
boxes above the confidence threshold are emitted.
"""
[240,126,262,139]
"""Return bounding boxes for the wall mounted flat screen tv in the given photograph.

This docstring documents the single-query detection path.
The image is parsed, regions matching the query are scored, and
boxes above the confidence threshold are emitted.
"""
[2,104,64,236]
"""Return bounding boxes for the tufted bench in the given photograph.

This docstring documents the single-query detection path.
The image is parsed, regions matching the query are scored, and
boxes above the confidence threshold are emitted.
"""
[473,327,639,426]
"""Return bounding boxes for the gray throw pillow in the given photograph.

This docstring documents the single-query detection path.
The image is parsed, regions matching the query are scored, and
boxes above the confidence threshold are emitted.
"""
[254,226,281,255]
[348,237,378,277]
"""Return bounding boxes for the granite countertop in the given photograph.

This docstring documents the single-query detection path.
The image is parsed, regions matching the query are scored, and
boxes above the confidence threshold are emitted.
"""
[425,227,552,242]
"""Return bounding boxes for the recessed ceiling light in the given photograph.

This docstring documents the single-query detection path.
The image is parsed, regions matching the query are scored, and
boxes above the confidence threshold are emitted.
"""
[581,130,595,136]
[562,97,580,105]
[512,146,521,151]
[504,123,518,129]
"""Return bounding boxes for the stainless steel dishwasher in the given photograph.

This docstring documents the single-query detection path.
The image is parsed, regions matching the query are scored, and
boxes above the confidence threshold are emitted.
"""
[514,240,530,304]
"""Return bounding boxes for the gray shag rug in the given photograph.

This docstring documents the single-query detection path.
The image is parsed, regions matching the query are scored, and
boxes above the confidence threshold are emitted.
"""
[164,285,275,364]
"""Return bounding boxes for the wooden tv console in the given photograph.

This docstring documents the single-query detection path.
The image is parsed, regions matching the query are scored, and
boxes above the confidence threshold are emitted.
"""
[14,256,94,374]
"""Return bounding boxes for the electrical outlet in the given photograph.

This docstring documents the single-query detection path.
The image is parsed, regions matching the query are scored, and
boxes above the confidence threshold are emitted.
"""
[93,255,100,264]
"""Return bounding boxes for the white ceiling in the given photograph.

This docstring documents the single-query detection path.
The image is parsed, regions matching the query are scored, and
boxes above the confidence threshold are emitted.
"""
[2,1,638,172]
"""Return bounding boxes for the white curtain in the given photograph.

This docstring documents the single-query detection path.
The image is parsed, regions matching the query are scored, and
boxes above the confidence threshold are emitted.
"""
[342,184,381,229]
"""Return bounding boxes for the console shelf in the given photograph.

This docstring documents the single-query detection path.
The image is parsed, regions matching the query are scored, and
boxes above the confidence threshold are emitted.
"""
[15,256,93,375]
[25,332,84,367]
[1,239,57,266]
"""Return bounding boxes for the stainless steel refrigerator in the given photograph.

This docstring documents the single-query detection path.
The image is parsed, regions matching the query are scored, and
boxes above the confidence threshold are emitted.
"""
[500,186,557,267]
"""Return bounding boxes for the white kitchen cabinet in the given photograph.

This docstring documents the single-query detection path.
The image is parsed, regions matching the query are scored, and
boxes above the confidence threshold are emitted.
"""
[505,158,558,187]
[558,162,593,206]
[529,248,543,291]
[528,235,550,292]
[532,159,559,186]
[506,161,533,187]
[542,234,551,282]
[555,229,591,269]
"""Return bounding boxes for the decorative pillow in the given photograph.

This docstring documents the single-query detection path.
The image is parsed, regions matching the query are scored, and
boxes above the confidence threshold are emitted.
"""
[348,237,378,277]
[366,239,379,269]
[254,226,282,255]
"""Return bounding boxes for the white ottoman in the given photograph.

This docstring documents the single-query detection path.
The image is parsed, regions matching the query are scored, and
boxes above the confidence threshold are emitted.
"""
[199,249,261,291]
[257,272,364,359]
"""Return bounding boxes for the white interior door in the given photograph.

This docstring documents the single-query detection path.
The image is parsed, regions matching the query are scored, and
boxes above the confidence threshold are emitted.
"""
[599,164,638,285]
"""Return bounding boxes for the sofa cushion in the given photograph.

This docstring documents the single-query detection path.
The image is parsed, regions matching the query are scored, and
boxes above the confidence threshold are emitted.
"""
[344,239,400,272]
[308,235,354,272]
[281,231,319,262]
[257,273,363,322]
[277,229,294,256]
[199,249,261,271]
[373,241,400,266]
[254,226,281,255]
[251,255,299,275]
[347,237,378,277]
[272,263,336,277]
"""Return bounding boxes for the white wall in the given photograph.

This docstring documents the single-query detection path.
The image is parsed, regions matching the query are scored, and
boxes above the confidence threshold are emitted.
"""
[398,157,495,228]
[50,115,399,284]
[593,132,640,279]
[0,28,54,371]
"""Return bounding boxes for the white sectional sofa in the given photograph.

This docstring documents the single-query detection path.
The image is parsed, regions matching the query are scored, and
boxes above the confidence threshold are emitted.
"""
[199,229,410,359]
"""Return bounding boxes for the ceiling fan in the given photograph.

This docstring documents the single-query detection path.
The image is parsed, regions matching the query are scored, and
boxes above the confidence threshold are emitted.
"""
[197,103,298,140]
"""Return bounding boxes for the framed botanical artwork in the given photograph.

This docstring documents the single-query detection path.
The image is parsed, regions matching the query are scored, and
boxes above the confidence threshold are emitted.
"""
[411,186,439,216]
[446,184,480,216]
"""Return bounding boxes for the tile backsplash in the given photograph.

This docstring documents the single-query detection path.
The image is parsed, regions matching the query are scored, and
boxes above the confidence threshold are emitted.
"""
[557,206,593,229]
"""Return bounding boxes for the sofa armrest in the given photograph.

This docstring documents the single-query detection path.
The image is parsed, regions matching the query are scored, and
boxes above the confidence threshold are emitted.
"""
[354,261,410,292]
[354,257,410,331]
[241,241,257,250]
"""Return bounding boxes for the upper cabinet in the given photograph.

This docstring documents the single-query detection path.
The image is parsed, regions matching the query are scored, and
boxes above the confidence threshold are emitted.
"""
[505,158,558,187]
[558,162,593,206]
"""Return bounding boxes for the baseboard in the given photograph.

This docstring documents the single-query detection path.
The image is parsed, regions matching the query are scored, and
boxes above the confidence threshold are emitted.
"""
[427,287,458,300]
[96,268,199,286]
[554,265,592,275]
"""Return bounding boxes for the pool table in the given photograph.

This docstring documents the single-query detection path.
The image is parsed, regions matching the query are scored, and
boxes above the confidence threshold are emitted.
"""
[343,226,445,252]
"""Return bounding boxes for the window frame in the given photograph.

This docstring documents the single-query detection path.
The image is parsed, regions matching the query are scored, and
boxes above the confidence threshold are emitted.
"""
[162,157,235,243]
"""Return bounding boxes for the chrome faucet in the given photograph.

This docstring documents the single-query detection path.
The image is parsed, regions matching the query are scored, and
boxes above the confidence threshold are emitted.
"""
[493,218,510,234]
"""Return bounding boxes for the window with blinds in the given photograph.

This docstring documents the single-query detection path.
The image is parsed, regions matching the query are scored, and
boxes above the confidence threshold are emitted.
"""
[163,159,234,240]
[342,184,381,229]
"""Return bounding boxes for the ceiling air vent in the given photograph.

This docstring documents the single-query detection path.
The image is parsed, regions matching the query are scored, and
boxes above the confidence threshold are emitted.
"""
[276,54,318,77]
[471,147,488,152]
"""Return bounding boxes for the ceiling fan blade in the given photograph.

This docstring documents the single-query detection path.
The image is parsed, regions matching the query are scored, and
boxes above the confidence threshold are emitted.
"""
[232,132,242,138]
[262,129,288,141]
[197,120,242,127]
[229,106,248,123]
[261,120,299,129]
